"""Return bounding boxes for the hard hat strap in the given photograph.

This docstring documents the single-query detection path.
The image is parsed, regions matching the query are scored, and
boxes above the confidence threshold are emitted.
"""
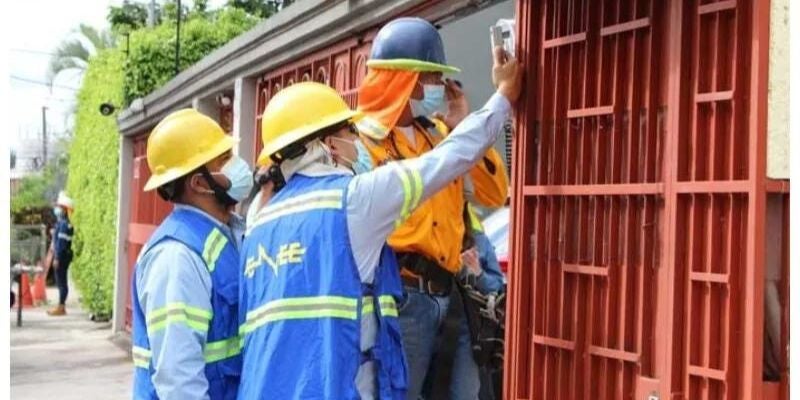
[198,166,238,207]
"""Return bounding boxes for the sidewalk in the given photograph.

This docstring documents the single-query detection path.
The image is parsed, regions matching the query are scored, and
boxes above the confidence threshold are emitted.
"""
[10,287,132,399]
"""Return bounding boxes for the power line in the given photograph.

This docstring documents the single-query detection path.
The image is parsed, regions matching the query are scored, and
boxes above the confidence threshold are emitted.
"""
[9,75,80,91]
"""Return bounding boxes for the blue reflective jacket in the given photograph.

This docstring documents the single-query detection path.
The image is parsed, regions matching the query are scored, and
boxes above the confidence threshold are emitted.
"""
[132,208,241,399]
[239,174,407,399]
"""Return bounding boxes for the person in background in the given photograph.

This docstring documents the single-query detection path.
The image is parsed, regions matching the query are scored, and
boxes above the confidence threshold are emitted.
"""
[131,109,251,399]
[48,192,75,317]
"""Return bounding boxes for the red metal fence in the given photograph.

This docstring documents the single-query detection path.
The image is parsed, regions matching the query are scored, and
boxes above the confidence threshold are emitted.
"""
[506,0,789,399]
[253,35,378,163]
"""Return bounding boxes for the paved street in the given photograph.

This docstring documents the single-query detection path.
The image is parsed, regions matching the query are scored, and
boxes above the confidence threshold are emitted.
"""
[10,287,132,399]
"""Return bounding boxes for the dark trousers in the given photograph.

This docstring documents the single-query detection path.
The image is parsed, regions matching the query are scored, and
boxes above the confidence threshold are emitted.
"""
[54,258,70,305]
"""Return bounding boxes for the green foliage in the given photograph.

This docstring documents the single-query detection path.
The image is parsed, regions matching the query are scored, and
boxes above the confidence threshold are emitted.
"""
[11,173,51,212]
[63,5,258,316]
[47,24,114,83]
[192,0,210,17]
[11,161,65,214]
[226,0,277,18]
[65,49,124,316]
[123,7,259,103]
[108,0,150,34]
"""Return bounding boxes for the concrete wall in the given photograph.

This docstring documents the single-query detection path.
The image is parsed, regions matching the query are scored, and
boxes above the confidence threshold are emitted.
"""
[439,0,515,165]
[767,0,789,179]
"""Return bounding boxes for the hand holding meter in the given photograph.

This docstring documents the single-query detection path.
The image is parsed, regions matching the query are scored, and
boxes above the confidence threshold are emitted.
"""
[490,19,516,58]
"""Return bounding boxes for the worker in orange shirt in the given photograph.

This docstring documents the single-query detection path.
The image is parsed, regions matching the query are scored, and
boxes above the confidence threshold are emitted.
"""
[354,17,510,399]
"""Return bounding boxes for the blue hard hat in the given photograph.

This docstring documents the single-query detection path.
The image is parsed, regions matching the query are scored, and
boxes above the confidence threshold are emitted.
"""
[368,17,460,74]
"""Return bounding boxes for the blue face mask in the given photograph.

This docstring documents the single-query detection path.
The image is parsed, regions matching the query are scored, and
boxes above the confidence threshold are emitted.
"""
[219,156,254,203]
[409,84,446,118]
[352,140,374,175]
[53,207,64,219]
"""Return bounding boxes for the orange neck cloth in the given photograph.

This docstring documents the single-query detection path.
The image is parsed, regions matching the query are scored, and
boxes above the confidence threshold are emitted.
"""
[357,68,419,137]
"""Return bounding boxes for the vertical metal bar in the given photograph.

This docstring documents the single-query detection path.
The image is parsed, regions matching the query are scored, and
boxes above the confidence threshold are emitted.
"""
[780,194,789,398]
[653,1,685,396]
[657,0,690,396]
[703,196,715,373]
[525,1,548,396]
[720,195,733,395]
[506,0,527,395]
[683,192,696,396]
[742,0,769,396]
[619,195,635,398]
[175,0,181,76]
[688,2,702,183]
[708,12,720,181]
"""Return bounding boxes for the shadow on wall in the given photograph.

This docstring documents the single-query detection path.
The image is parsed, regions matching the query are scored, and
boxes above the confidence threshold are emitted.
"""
[439,0,515,160]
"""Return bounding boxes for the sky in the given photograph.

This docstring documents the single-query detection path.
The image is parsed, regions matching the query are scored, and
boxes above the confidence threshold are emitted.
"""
[5,0,226,174]
[7,0,116,172]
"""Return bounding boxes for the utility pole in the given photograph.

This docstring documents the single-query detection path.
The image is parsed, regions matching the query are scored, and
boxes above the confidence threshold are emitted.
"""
[147,0,157,27]
[175,0,181,76]
[41,106,47,169]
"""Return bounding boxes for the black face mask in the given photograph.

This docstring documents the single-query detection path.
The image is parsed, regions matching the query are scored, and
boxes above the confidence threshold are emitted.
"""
[197,166,238,207]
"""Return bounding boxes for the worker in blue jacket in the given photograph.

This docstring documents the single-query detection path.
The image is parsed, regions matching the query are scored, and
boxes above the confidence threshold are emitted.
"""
[47,192,75,316]
[130,109,253,399]
[238,45,520,399]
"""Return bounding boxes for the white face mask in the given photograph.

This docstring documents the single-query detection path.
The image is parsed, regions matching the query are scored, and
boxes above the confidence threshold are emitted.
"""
[409,83,446,117]
[219,156,254,202]
[195,156,254,205]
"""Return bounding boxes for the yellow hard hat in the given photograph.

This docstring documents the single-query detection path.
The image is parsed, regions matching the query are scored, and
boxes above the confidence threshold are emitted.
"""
[144,108,237,191]
[258,82,362,166]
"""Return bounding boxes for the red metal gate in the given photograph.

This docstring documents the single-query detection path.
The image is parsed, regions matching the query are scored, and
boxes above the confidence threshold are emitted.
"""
[252,35,377,164]
[506,0,789,399]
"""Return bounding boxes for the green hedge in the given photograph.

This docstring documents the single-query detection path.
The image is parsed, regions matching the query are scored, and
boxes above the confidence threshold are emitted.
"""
[124,7,259,104]
[66,49,124,316]
[65,7,260,316]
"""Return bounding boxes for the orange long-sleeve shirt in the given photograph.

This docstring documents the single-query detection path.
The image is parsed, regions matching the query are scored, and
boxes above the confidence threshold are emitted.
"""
[361,118,508,274]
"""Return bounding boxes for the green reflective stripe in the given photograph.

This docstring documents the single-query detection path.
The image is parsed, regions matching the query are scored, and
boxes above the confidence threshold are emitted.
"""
[362,296,375,316]
[248,190,344,235]
[132,346,152,357]
[204,336,241,363]
[378,295,399,317]
[242,296,359,335]
[132,346,151,369]
[133,358,150,369]
[392,161,423,228]
[394,165,412,227]
[409,166,423,210]
[202,229,228,272]
[361,295,397,317]
[467,205,484,232]
[366,58,461,74]
[148,303,212,321]
[147,303,212,334]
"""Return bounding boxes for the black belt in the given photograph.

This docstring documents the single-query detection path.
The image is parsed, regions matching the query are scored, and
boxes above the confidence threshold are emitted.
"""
[397,252,453,296]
